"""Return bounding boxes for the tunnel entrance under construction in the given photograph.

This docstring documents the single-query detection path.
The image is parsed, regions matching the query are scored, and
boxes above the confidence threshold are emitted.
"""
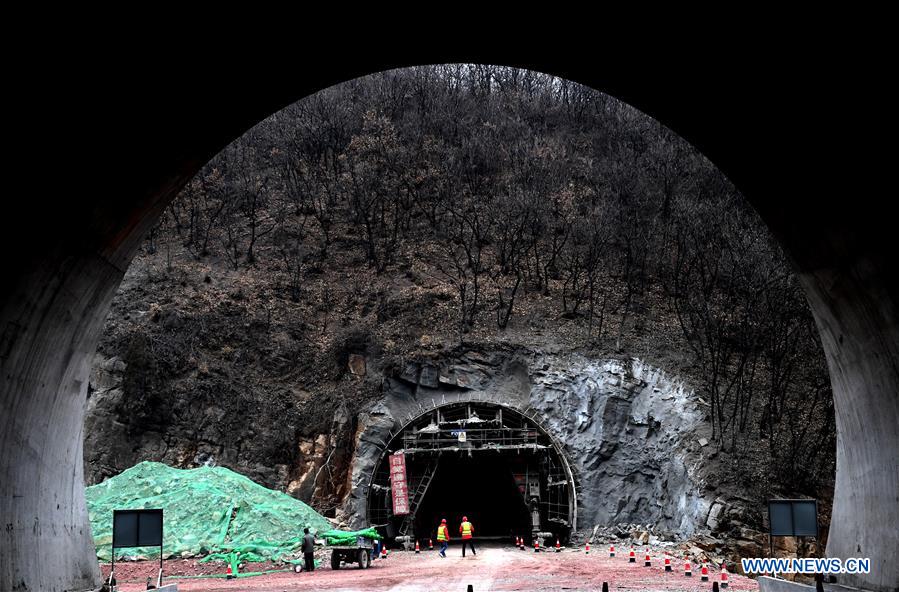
[366,402,577,545]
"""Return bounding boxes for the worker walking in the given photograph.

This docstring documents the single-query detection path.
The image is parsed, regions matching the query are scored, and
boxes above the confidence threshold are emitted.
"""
[459,516,476,557]
[436,518,450,558]
[301,527,315,572]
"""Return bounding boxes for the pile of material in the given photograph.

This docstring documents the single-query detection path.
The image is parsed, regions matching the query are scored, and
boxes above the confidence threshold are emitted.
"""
[86,461,332,561]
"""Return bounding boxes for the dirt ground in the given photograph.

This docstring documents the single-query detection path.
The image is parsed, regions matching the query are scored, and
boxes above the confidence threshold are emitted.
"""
[102,543,761,591]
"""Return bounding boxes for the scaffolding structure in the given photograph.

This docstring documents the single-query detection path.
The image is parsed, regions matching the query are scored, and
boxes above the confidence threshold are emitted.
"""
[366,401,576,542]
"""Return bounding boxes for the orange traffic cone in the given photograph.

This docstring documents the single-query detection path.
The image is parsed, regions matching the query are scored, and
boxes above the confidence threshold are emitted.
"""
[415,540,420,554]
[428,539,433,550]
[534,539,540,553]
[381,545,388,559]
[684,558,692,576]
[701,564,709,581]
[585,541,590,554]
[644,552,652,567]
[609,545,615,557]
[664,556,672,571]
[629,548,636,563]
[226,564,234,579]
[720,565,729,588]
[555,539,561,553]
[519,537,525,550]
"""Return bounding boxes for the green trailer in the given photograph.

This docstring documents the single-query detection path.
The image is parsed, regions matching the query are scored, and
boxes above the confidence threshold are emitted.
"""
[326,535,375,570]
[294,528,381,572]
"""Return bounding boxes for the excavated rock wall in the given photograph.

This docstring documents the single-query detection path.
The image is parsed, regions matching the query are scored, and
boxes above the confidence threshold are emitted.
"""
[339,348,716,537]
[529,356,711,536]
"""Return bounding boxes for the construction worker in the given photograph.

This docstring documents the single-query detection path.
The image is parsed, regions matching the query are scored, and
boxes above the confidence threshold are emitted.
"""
[301,527,315,572]
[459,516,476,557]
[436,518,450,558]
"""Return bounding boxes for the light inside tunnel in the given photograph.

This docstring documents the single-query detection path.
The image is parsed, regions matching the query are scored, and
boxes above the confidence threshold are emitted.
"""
[366,402,576,545]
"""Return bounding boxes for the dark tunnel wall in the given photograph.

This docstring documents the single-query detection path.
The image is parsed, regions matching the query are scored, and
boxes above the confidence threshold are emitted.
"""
[2,49,896,591]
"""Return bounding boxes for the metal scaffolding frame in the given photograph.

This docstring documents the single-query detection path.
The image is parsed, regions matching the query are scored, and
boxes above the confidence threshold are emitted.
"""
[364,399,578,537]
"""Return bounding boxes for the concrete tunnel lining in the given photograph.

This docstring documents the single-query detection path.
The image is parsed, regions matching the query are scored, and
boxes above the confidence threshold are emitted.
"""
[2,55,897,591]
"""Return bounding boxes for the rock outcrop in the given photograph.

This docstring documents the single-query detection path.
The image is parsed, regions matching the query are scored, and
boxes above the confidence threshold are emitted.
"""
[339,347,719,538]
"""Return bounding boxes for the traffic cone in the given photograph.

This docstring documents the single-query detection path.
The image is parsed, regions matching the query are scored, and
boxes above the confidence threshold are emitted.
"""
[519,537,525,550]
[429,539,433,551]
[629,548,636,563]
[534,539,540,553]
[226,564,234,579]
[684,559,692,576]
[585,541,590,554]
[664,556,672,571]
[720,565,729,588]
[701,564,709,581]
[644,552,652,567]
[609,545,615,558]
[415,540,420,554]
[381,545,388,559]
[555,539,561,553]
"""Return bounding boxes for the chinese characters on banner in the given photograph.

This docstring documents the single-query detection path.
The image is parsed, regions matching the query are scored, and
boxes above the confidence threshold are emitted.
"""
[389,452,409,516]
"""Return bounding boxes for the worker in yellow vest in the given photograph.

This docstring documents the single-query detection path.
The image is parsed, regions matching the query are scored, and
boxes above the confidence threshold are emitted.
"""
[436,518,450,558]
[459,516,476,557]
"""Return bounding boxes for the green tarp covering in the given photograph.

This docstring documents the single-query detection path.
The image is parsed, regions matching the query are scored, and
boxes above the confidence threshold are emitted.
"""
[320,527,382,546]
[86,461,332,561]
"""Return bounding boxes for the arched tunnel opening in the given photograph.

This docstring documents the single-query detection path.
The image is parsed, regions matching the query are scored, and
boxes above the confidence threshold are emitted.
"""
[1,55,897,592]
[366,402,576,546]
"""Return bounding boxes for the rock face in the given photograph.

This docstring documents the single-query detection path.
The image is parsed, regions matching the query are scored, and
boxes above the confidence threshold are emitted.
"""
[83,350,360,513]
[529,356,710,536]
[339,347,717,538]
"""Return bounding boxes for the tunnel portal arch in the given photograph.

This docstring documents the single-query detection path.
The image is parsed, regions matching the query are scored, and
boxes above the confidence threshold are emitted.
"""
[1,57,897,592]
[365,401,578,545]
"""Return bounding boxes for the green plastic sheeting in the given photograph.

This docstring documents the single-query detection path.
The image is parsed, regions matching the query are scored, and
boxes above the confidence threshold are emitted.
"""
[86,461,332,562]
[320,528,382,546]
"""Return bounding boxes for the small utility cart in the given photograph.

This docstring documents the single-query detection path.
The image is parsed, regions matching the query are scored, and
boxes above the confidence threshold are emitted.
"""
[328,534,374,570]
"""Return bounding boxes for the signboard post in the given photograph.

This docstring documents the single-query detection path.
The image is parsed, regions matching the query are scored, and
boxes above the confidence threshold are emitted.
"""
[767,499,819,566]
[111,509,164,588]
[389,452,409,516]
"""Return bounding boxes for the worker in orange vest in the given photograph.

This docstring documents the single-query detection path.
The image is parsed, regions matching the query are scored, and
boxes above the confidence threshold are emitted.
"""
[459,516,476,557]
[436,518,450,558]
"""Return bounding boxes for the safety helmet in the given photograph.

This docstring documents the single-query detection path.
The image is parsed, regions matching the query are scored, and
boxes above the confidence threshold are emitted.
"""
[463,516,468,521]
[441,518,447,523]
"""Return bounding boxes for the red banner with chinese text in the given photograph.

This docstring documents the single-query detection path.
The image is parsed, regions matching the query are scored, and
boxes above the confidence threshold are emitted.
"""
[389,452,409,516]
